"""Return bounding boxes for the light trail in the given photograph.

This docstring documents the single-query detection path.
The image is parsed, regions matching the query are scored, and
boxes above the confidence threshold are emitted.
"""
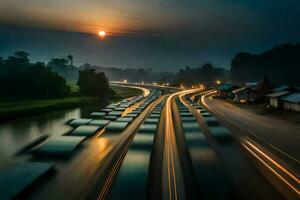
[162,89,199,200]
[242,139,300,197]
[201,91,300,167]
[96,96,165,200]
[110,81,180,90]
[97,141,132,200]
[200,91,300,198]
[110,83,150,97]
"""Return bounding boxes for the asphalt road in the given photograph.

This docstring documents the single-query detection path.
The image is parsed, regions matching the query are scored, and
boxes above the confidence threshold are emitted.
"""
[199,90,299,199]
[201,91,300,166]
[2,86,298,200]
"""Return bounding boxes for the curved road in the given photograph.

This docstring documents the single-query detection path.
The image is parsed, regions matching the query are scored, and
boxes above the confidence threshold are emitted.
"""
[200,91,300,199]
[1,86,298,200]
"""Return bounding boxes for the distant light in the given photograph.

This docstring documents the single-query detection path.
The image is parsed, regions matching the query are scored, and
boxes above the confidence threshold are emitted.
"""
[216,80,221,85]
[98,31,106,38]
[124,79,127,84]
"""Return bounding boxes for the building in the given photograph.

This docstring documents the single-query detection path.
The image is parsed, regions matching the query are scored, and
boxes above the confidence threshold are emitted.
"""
[272,85,291,92]
[232,87,261,103]
[244,82,260,89]
[265,91,290,108]
[217,83,240,98]
[281,93,300,112]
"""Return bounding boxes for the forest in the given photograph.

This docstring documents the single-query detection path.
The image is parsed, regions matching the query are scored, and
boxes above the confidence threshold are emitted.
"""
[0,51,111,99]
[230,43,300,86]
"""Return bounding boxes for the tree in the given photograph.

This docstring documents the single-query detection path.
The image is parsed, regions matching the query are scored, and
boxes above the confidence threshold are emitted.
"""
[47,57,78,81]
[257,74,272,94]
[174,63,226,87]
[77,68,109,97]
[0,51,70,99]
[230,43,300,85]
[67,55,74,66]
[0,57,3,68]
[14,51,29,60]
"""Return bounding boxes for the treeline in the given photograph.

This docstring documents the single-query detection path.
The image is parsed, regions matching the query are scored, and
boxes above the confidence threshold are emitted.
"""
[79,64,176,83]
[231,43,300,86]
[47,55,79,81]
[0,51,111,99]
[174,63,227,87]
[0,51,70,98]
[79,63,228,87]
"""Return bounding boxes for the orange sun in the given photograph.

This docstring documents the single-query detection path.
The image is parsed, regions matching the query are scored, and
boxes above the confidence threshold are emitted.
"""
[98,31,106,38]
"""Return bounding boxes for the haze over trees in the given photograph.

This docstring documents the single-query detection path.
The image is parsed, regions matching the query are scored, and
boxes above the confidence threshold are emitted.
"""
[230,43,300,86]
[79,64,176,83]
[47,55,79,81]
[174,63,226,87]
[0,51,111,99]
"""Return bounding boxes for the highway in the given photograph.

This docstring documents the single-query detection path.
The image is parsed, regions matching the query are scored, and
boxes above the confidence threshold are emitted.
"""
[199,91,300,199]
[0,85,298,200]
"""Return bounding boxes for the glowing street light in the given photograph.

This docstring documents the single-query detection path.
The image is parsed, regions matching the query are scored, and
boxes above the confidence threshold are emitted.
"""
[216,80,221,85]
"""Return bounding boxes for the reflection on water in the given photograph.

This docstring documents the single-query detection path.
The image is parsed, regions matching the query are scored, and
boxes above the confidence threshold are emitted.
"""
[0,105,103,160]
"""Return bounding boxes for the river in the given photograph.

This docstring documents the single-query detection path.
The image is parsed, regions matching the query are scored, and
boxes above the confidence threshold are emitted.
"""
[0,105,105,161]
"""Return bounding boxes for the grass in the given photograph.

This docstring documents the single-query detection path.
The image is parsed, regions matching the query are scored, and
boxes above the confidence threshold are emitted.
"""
[67,81,142,97]
[0,85,143,121]
[67,80,79,93]
[0,97,100,121]
[110,85,143,100]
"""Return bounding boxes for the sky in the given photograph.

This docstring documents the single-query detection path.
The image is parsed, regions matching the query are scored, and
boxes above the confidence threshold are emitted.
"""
[0,0,300,71]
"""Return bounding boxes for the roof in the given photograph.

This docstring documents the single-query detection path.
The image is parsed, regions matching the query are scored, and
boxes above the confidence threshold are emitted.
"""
[219,83,240,91]
[272,85,290,92]
[219,83,234,90]
[265,91,290,98]
[245,82,259,88]
[232,87,253,94]
[280,93,300,103]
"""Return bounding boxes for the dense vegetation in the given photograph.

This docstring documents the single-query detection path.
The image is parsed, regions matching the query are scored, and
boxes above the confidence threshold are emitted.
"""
[79,63,175,83]
[77,68,111,97]
[0,51,111,99]
[174,63,226,87]
[231,43,300,86]
[47,55,79,81]
[0,51,70,98]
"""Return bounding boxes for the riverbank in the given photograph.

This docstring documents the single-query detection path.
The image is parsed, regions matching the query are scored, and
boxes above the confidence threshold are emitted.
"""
[110,85,143,100]
[0,85,142,121]
[0,97,101,121]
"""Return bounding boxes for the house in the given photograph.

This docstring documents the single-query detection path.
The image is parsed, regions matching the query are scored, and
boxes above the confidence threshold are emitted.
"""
[265,91,290,108]
[232,87,261,103]
[245,82,260,89]
[280,93,300,112]
[272,85,291,92]
[217,83,240,98]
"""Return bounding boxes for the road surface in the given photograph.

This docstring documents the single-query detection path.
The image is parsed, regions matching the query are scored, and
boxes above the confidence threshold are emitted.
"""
[199,90,300,199]
[0,85,298,200]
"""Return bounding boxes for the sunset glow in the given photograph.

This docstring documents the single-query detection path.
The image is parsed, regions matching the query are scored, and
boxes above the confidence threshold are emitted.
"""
[98,31,106,38]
